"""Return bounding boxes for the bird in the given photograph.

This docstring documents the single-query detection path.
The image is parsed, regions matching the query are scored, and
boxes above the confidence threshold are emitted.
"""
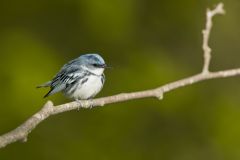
[37,53,107,101]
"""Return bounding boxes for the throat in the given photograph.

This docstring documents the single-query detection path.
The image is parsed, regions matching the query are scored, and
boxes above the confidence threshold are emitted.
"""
[90,68,104,76]
[83,66,104,76]
[86,68,104,76]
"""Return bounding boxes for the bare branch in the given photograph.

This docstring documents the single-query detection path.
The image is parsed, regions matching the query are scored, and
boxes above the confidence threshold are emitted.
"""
[202,3,225,73]
[0,2,238,149]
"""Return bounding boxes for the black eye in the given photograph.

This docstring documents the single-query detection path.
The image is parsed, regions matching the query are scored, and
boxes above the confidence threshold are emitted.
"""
[93,64,99,67]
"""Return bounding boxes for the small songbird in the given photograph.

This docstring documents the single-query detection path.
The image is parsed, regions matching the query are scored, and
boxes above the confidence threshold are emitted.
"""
[37,53,107,101]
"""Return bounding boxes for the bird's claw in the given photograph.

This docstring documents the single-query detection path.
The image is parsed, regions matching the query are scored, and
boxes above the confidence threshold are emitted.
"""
[75,99,94,110]
[75,99,83,111]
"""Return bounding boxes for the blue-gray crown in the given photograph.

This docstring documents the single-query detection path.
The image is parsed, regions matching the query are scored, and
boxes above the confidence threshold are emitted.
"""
[78,53,106,68]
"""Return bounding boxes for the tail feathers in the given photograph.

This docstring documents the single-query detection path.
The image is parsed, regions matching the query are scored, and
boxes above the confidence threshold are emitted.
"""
[37,81,64,98]
[37,81,53,98]
[36,81,51,88]
[43,84,65,98]
[43,89,53,98]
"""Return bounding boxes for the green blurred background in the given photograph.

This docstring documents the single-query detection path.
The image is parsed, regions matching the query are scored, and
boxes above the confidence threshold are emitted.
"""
[0,0,240,159]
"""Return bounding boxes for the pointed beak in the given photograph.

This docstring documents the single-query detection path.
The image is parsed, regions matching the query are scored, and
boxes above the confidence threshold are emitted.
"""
[102,64,107,68]
[105,64,113,69]
[101,64,112,68]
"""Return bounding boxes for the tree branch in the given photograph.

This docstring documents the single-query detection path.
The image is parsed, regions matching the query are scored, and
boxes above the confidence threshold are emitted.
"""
[202,3,225,73]
[0,2,238,149]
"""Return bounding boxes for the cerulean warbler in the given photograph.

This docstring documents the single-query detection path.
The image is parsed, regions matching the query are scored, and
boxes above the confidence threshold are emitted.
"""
[37,54,107,101]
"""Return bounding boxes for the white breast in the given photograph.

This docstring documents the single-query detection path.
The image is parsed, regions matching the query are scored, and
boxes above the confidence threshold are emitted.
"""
[71,75,103,100]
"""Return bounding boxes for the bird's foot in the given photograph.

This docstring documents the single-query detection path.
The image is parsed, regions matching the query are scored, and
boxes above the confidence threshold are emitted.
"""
[75,99,83,111]
[75,99,94,110]
[87,99,94,109]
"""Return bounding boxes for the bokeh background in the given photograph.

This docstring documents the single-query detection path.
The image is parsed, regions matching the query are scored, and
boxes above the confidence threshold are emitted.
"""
[0,0,240,159]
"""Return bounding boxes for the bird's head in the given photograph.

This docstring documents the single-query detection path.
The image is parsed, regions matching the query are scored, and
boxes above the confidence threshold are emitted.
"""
[79,53,107,75]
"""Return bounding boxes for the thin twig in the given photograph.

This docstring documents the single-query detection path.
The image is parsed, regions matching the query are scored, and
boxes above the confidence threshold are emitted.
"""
[0,2,237,149]
[202,3,225,73]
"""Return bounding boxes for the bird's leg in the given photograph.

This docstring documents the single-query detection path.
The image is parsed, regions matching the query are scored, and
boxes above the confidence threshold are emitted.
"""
[87,99,94,109]
[75,99,83,111]
[75,98,94,110]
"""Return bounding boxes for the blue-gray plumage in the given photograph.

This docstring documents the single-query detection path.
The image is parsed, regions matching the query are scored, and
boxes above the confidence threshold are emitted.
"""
[37,54,107,100]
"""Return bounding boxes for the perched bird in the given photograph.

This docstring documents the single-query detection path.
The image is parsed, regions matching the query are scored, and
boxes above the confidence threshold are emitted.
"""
[37,53,107,101]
